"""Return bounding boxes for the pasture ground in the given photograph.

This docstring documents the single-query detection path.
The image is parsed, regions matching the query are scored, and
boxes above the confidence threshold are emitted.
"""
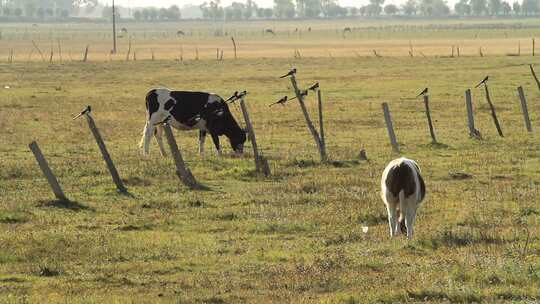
[1,19,540,303]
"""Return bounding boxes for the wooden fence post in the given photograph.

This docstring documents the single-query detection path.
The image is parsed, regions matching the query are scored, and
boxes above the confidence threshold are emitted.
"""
[83,45,89,62]
[31,40,45,62]
[423,94,438,143]
[289,74,328,162]
[517,86,533,132]
[382,102,400,153]
[465,89,479,138]
[231,37,237,59]
[317,89,326,151]
[239,96,270,176]
[162,122,203,190]
[529,64,540,91]
[125,38,131,61]
[533,38,535,56]
[483,84,504,137]
[83,113,127,193]
[28,141,68,201]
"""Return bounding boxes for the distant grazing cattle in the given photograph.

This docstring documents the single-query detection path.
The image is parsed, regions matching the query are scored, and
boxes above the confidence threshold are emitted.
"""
[264,29,276,35]
[177,30,185,36]
[343,27,352,33]
[308,27,312,32]
[121,27,128,33]
[380,157,426,239]
[140,88,246,156]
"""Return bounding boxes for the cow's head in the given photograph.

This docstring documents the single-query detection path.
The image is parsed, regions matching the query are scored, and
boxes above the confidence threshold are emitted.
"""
[204,103,247,154]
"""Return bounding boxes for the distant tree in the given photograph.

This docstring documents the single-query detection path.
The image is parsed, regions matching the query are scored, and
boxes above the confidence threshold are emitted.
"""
[158,7,168,20]
[37,7,46,19]
[359,5,368,15]
[501,1,512,14]
[24,2,36,17]
[522,0,539,14]
[419,0,450,15]
[133,10,142,20]
[455,0,472,15]
[141,8,150,20]
[305,0,321,17]
[323,3,345,16]
[384,4,399,14]
[264,7,274,17]
[488,0,502,14]
[367,0,384,15]
[402,0,418,15]
[3,7,11,17]
[274,0,295,18]
[512,1,521,14]
[167,5,181,20]
[14,7,22,17]
[256,7,265,17]
[148,7,158,20]
[229,2,245,19]
[244,0,256,19]
[470,0,487,15]
[295,0,306,17]
[321,0,338,17]
[349,6,359,16]
[46,8,54,17]
[103,4,121,20]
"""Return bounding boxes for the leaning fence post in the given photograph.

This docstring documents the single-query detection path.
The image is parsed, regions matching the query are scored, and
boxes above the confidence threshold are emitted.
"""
[423,94,437,143]
[317,88,326,153]
[238,94,270,176]
[29,141,68,201]
[529,64,540,92]
[162,121,203,190]
[83,45,89,62]
[382,102,399,153]
[482,83,504,137]
[287,71,328,162]
[517,86,533,132]
[84,113,127,193]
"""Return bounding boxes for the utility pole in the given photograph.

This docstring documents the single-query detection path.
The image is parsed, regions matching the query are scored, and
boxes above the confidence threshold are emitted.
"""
[112,0,117,54]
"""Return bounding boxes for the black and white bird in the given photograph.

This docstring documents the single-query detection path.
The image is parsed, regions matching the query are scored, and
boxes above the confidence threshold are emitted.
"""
[475,76,489,88]
[416,87,428,98]
[279,68,297,78]
[308,82,320,91]
[72,105,91,120]
[269,96,289,107]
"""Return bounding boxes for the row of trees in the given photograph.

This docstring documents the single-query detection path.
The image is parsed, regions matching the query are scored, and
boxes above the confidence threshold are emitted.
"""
[195,0,540,20]
[0,0,97,19]
[1,0,540,20]
[130,6,182,21]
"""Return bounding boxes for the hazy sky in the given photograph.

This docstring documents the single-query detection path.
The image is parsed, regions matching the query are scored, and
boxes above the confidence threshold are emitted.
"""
[101,0,416,9]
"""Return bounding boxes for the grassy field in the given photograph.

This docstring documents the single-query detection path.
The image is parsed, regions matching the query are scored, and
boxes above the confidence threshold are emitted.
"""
[1,19,540,303]
[3,19,540,61]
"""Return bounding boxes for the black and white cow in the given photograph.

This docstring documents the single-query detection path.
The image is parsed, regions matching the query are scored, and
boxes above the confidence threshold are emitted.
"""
[139,88,246,156]
[381,157,426,239]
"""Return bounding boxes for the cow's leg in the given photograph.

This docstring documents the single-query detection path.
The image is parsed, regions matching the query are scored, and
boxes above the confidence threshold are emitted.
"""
[384,192,399,238]
[199,130,207,156]
[404,201,417,240]
[386,202,399,238]
[210,133,222,156]
[154,125,167,157]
